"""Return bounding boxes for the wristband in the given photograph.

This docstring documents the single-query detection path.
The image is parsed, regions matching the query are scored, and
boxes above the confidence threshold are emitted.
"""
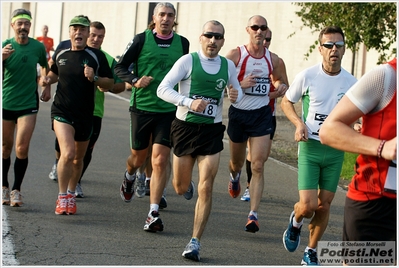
[377,140,386,158]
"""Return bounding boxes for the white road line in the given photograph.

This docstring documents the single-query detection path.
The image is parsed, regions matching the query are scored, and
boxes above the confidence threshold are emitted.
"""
[2,207,20,266]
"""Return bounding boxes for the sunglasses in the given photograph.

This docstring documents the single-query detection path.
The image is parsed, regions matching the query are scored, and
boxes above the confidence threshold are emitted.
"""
[321,41,345,49]
[249,25,268,31]
[265,37,271,42]
[202,32,224,40]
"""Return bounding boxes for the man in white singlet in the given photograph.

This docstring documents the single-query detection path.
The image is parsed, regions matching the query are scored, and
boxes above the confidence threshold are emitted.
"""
[225,15,288,234]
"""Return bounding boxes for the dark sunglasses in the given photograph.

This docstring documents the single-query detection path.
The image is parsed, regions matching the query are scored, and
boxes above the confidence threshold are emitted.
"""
[265,37,271,42]
[321,41,345,49]
[202,32,224,40]
[249,25,268,31]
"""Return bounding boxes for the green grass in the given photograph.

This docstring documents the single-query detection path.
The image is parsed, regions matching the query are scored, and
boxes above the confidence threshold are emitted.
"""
[340,152,358,180]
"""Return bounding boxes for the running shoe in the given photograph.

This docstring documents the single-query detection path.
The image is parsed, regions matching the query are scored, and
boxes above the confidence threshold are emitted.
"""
[182,238,201,261]
[301,249,319,265]
[10,190,23,207]
[143,210,164,232]
[228,172,241,198]
[75,183,84,198]
[240,188,250,201]
[49,163,58,181]
[159,195,167,209]
[135,171,146,198]
[183,180,195,200]
[245,214,259,233]
[2,187,10,205]
[283,211,302,252]
[120,171,135,202]
[145,179,150,196]
[67,194,77,215]
[55,195,68,215]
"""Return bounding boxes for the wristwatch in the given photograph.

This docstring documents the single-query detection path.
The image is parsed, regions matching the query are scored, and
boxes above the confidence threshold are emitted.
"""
[93,75,99,82]
[131,77,139,86]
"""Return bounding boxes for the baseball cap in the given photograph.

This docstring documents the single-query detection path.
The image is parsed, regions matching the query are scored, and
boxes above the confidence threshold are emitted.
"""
[69,16,90,27]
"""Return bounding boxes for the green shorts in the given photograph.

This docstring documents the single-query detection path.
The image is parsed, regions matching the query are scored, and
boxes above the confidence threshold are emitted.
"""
[297,139,344,192]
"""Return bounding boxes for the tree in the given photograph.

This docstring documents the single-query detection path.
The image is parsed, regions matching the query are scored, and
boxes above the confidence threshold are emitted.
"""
[290,2,396,66]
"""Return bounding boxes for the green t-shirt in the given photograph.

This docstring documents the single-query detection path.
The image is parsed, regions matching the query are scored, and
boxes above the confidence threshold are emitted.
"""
[2,37,47,110]
[93,49,123,118]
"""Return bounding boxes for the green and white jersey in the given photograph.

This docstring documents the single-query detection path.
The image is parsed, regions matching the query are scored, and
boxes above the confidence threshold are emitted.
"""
[285,63,357,141]
[2,37,47,110]
[157,50,243,124]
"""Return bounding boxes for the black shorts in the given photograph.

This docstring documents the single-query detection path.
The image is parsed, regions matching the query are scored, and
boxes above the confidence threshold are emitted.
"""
[3,108,39,123]
[52,116,93,142]
[342,196,396,241]
[270,116,276,140]
[227,105,273,143]
[171,118,226,158]
[129,107,175,150]
[54,115,102,152]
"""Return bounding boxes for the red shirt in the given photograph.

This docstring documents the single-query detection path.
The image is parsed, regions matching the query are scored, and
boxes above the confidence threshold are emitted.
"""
[347,58,397,201]
[36,36,54,61]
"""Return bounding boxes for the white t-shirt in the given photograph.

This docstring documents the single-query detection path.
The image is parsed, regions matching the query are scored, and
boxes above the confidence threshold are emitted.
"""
[285,63,357,141]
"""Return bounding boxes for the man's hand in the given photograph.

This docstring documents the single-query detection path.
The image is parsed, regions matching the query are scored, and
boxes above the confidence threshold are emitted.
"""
[84,64,95,82]
[228,84,239,103]
[190,99,209,113]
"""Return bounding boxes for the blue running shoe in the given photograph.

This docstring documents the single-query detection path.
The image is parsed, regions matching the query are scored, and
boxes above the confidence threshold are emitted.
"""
[182,238,201,261]
[301,249,319,265]
[283,211,301,252]
[183,181,195,200]
[240,188,250,201]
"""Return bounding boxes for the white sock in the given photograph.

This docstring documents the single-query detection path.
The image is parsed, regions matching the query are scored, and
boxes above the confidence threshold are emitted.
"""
[293,216,303,228]
[150,204,159,214]
[305,246,316,252]
[249,211,258,219]
[125,171,136,181]
[145,177,151,181]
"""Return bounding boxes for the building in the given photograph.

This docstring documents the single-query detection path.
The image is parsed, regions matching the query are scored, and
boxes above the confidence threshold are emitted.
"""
[2,1,392,82]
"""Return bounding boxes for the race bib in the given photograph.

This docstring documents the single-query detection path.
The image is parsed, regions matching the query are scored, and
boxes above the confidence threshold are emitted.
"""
[384,160,397,193]
[244,77,270,96]
[307,112,328,136]
[190,95,218,119]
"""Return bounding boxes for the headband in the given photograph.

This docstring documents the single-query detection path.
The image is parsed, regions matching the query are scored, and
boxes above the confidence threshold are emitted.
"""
[11,14,32,23]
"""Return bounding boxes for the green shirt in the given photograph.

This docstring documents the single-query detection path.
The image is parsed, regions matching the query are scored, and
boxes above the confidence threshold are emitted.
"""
[93,49,123,118]
[132,30,183,113]
[2,37,47,110]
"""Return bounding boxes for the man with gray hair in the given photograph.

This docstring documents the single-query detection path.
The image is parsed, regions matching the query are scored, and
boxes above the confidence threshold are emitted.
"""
[115,2,190,232]
[2,8,50,207]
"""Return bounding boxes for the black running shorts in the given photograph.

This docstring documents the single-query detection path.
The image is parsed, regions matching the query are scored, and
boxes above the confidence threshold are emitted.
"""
[171,118,226,158]
[342,196,396,241]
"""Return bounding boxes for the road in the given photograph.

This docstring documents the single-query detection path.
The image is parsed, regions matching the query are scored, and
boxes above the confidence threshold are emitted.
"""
[2,87,347,266]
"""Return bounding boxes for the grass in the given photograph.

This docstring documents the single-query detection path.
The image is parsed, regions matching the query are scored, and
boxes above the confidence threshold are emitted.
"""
[340,152,358,180]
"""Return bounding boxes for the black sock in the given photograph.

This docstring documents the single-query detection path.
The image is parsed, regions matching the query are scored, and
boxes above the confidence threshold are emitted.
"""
[13,157,28,191]
[246,159,252,184]
[3,157,11,188]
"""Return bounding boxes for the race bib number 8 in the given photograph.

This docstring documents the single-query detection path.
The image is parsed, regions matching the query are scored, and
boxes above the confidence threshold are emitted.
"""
[190,95,218,119]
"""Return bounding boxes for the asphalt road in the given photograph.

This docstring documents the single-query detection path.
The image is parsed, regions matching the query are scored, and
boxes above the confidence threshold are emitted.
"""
[2,87,347,266]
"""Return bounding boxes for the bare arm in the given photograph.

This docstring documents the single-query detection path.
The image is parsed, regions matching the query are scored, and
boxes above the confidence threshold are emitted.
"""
[270,53,288,99]
[270,57,289,99]
[280,95,308,142]
[319,95,396,160]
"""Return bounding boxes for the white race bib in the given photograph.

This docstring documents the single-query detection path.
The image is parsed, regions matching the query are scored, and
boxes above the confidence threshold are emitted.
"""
[384,160,397,193]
